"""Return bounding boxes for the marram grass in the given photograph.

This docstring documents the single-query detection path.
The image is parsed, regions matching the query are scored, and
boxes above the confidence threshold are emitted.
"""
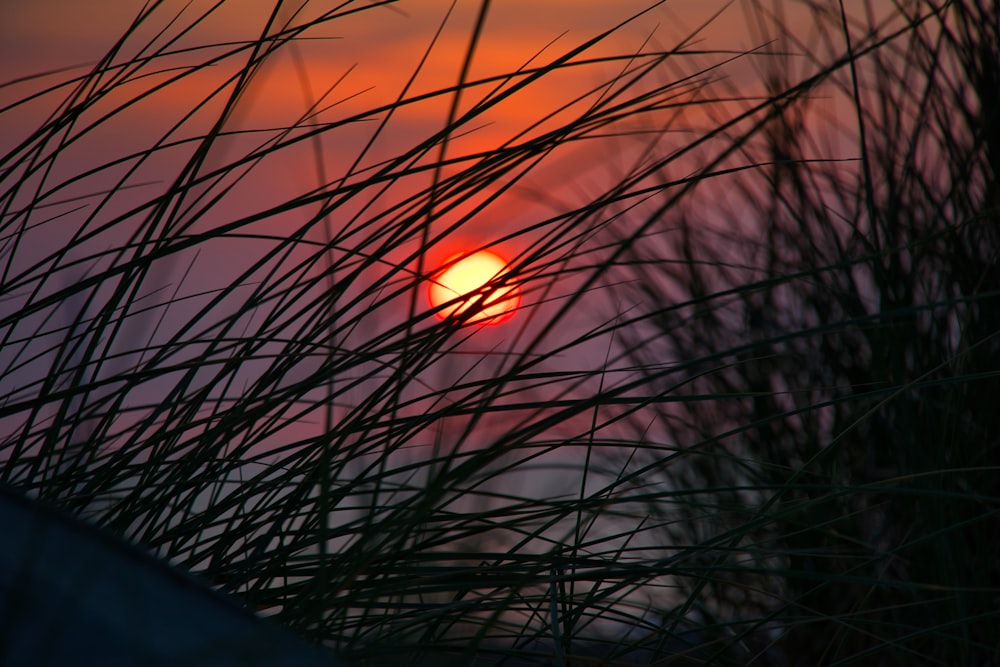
[1,1,998,665]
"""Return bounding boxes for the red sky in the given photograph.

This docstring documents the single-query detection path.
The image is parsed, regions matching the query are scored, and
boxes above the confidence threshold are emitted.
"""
[0,0,906,453]
[2,1,789,263]
[1,1,826,146]
[0,0,908,349]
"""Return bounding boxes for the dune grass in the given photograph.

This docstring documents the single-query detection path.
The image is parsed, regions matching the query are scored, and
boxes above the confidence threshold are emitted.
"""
[1,0,998,664]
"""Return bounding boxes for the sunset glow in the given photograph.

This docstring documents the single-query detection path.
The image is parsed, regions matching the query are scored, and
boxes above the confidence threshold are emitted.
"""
[428,250,521,325]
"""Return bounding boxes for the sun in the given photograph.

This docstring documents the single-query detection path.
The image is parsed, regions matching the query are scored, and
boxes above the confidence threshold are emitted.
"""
[428,250,521,325]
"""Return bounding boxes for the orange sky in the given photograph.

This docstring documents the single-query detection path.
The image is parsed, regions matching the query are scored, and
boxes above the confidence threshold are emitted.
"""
[0,0,912,305]
[0,0,910,451]
[0,1,818,134]
[1,1,909,250]
[0,2,747,257]
[2,1,769,78]
[2,0,907,171]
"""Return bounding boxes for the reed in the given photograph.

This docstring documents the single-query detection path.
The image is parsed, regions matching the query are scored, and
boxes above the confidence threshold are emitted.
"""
[1,1,997,664]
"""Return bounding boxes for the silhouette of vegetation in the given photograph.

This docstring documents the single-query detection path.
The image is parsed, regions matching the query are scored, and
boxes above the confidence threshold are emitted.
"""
[1,1,997,665]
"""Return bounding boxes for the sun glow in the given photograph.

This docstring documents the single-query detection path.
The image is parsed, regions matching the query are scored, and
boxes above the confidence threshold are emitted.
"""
[428,250,521,325]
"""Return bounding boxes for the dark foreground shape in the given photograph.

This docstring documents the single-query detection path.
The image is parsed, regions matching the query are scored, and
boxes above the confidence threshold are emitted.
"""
[0,485,346,667]
[367,628,729,667]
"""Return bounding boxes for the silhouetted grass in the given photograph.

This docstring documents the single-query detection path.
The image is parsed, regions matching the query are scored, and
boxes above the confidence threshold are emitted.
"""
[2,1,997,665]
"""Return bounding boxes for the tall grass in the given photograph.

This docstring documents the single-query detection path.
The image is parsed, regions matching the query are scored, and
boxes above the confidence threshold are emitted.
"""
[1,0,997,665]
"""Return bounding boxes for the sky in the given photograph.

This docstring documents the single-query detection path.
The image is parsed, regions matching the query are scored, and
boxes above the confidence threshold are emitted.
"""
[0,2,770,522]
[0,0,921,638]
[0,0,908,447]
[0,1,815,163]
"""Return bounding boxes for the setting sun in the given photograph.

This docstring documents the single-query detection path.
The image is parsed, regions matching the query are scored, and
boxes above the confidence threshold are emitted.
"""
[428,250,521,325]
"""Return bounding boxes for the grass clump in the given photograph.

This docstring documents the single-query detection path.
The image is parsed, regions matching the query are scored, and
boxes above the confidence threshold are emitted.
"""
[1,1,998,665]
